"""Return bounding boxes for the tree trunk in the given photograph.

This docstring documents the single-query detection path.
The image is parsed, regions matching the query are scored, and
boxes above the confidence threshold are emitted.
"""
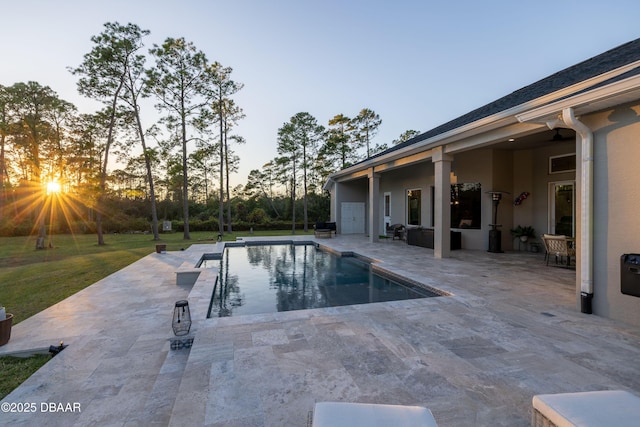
[181,110,190,240]
[0,134,5,218]
[224,122,232,234]
[218,100,225,237]
[133,99,160,240]
[96,80,124,246]
[303,143,308,232]
[35,196,46,250]
[95,211,104,245]
[263,189,280,218]
[291,162,296,234]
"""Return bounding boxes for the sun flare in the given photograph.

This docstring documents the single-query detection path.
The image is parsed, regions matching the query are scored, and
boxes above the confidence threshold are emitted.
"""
[46,181,62,195]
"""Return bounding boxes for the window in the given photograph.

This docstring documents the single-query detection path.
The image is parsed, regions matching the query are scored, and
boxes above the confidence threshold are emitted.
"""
[407,189,421,226]
[549,181,575,237]
[384,193,390,216]
[451,183,481,229]
[430,186,435,227]
[549,153,576,174]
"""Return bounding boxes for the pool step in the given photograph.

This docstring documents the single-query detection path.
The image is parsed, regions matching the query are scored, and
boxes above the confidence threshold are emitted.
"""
[175,261,201,286]
[128,343,191,425]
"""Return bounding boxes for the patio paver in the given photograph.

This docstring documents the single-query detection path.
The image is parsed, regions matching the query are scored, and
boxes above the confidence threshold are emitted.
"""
[1,236,639,426]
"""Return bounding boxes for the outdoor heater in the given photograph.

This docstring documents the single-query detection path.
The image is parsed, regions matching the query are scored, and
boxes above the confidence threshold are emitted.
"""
[172,300,192,336]
[486,191,509,253]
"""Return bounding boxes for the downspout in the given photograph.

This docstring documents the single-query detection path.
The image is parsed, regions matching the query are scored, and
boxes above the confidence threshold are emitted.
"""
[548,107,594,313]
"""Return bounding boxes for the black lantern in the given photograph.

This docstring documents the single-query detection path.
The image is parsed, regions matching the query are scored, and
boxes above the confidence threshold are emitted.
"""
[486,191,509,253]
[172,300,192,336]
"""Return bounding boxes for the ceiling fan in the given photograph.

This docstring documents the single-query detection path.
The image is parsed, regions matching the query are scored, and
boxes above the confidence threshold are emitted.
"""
[550,128,573,141]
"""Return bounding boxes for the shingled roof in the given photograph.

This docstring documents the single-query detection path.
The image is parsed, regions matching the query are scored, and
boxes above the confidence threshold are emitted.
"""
[369,38,640,161]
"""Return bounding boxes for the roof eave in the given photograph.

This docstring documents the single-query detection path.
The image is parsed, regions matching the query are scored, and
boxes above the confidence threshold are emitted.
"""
[517,72,640,124]
[325,59,640,185]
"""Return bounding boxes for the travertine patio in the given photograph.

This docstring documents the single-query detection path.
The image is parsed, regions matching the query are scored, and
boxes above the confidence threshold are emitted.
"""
[1,235,639,426]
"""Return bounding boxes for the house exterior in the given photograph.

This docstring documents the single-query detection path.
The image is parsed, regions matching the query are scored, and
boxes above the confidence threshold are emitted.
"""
[324,39,640,328]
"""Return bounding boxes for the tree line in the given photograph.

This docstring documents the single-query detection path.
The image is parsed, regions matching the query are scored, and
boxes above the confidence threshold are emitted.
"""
[246,110,419,233]
[0,22,420,245]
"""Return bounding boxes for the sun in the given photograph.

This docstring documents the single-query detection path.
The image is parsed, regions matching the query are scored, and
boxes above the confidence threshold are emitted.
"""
[46,181,61,195]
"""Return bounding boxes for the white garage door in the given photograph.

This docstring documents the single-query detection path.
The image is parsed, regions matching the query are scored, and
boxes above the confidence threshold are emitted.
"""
[341,202,365,234]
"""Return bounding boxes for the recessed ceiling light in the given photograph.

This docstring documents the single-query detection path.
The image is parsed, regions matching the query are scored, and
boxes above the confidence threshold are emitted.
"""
[508,138,515,142]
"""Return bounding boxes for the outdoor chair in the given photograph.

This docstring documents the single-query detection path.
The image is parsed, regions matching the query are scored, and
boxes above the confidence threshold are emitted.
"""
[314,221,336,238]
[542,234,575,267]
[386,223,406,240]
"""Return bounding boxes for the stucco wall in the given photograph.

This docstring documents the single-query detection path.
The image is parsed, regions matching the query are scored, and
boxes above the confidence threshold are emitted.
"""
[530,141,575,239]
[454,149,493,250]
[334,178,367,234]
[376,149,513,251]
[452,143,578,252]
[586,103,640,327]
[329,102,640,328]
[379,162,433,230]
[512,149,534,238]
[492,150,515,250]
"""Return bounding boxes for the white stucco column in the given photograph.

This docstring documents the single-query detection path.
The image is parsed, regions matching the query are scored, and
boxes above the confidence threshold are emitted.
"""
[330,180,339,224]
[368,169,380,243]
[432,147,453,258]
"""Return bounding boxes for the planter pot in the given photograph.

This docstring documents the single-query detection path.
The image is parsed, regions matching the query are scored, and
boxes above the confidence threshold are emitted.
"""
[155,244,167,254]
[0,313,13,346]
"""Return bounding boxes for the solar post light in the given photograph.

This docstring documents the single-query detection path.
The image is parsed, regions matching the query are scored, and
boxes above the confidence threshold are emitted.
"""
[0,306,12,346]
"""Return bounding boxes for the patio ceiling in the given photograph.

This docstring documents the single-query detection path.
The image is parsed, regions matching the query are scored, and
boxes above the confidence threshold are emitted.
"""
[489,127,576,151]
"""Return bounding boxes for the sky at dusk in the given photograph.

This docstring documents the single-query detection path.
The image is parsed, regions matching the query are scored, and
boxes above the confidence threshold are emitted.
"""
[2,0,640,187]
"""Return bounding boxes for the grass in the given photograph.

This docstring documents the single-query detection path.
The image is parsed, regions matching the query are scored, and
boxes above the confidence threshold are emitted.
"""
[0,229,312,324]
[0,228,313,400]
[0,354,52,399]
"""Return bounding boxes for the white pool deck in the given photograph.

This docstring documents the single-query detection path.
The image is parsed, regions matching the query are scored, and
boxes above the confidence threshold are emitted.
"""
[1,234,639,426]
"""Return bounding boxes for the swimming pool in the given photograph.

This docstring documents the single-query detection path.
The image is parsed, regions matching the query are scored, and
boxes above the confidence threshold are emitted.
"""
[202,243,440,318]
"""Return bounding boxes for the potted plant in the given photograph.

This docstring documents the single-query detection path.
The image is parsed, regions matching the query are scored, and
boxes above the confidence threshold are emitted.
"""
[0,306,13,346]
[511,225,535,242]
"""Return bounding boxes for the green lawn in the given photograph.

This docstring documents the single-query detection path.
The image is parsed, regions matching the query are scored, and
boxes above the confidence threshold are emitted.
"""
[0,229,311,324]
[0,228,312,400]
[0,354,51,399]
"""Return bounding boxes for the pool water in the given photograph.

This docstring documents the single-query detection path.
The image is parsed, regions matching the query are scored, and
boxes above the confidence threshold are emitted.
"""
[203,244,438,318]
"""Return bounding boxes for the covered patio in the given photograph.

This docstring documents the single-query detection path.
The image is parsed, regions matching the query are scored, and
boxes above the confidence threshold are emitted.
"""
[2,235,639,426]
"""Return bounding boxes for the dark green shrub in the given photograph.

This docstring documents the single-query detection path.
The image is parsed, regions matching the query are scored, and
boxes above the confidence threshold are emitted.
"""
[0,218,33,237]
[247,208,269,224]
